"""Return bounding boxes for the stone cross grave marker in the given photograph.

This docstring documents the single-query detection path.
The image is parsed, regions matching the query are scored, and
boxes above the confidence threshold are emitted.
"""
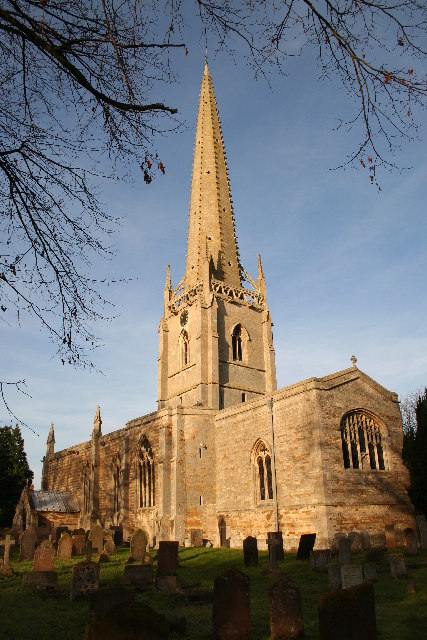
[328,564,341,591]
[19,528,36,561]
[89,524,104,553]
[296,534,316,560]
[157,540,179,576]
[385,524,397,549]
[318,583,377,640]
[405,529,419,555]
[0,534,15,566]
[338,538,352,565]
[269,577,304,640]
[191,528,203,547]
[310,549,331,573]
[212,568,250,640]
[129,528,148,562]
[57,532,73,560]
[33,540,55,572]
[341,564,363,590]
[389,553,407,579]
[268,532,284,561]
[70,560,100,600]
[243,536,258,567]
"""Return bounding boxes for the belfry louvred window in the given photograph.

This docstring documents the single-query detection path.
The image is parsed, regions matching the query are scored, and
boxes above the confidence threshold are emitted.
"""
[253,440,274,502]
[138,436,155,508]
[341,411,386,471]
[232,324,243,361]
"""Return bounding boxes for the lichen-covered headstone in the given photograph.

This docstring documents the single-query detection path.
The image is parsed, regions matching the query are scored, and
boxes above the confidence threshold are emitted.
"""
[89,524,104,554]
[33,540,55,572]
[70,560,100,600]
[212,568,250,640]
[341,565,363,590]
[318,583,377,640]
[269,577,304,640]
[191,528,203,548]
[129,529,148,562]
[57,532,73,560]
[20,528,36,561]
[243,536,258,567]
[157,541,179,576]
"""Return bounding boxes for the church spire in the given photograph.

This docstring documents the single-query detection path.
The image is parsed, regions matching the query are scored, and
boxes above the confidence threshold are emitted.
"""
[185,62,241,291]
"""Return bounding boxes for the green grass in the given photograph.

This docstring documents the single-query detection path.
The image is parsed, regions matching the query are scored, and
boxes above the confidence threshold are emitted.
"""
[1,546,427,639]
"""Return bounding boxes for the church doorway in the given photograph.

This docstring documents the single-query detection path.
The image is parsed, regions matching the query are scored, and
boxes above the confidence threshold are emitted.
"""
[218,517,227,547]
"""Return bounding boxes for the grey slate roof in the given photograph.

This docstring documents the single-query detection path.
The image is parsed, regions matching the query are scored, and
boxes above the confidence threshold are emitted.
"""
[29,490,80,513]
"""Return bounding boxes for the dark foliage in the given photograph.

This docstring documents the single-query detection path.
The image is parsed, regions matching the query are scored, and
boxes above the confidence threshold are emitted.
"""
[0,424,33,526]
[402,388,427,517]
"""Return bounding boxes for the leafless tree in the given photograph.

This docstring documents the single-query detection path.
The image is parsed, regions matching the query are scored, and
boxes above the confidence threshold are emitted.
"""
[400,388,423,434]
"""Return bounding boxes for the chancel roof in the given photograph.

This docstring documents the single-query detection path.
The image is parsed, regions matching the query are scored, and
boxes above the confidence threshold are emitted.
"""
[29,490,80,513]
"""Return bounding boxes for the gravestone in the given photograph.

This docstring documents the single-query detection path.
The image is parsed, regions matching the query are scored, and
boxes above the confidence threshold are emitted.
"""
[389,553,407,579]
[142,552,152,565]
[243,536,258,567]
[268,532,284,561]
[331,533,347,556]
[310,550,331,573]
[129,529,148,562]
[104,534,116,555]
[370,532,386,549]
[296,534,316,560]
[385,524,397,549]
[361,531,371,551]
[405,529,419,555]
[328,563,341,590]
[72,534,86,555]
[419,521,427,550]
[0,534,15,566]
[124,563,153,587]
[348,532,363,554]
[33,540,55,572]
[20,528,36,561]
[70,560,100,600]
[157,540,179,576]
[212,568,250,640]
[89,524,104,554]
[341,564,363,590]
[269,577,304,640]
[318,583,377,640]
[99,551,109,563]
[191,528,203,547]
[363,564,378,583]
[57,532,73,560]
[55,526,68,543]
[338,538,352,565]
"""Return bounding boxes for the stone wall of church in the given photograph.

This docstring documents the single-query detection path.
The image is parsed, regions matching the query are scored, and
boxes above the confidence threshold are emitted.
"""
[45,440,91,509]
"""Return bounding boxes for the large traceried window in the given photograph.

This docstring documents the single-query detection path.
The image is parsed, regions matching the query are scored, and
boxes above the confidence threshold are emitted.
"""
[137,436,155,508]
[341,411,386,471]
[253,440,274,502]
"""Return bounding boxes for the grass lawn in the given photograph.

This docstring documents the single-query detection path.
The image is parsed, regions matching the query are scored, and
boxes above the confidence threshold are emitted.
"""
[1,545,426,639]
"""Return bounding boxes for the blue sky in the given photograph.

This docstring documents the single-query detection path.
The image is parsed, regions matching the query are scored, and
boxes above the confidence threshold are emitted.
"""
[2,19,427,488]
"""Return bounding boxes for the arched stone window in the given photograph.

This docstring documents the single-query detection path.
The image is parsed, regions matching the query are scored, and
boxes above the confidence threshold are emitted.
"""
[232,324,243,361]
[340,410,386,471]
[137,436,155,508]
[253,440,274,502]
[179,330,189,367]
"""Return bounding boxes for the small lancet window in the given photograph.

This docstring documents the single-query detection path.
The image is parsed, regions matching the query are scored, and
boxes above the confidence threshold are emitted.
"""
[341,411,386,471]
[232,324,243,361]
[180,330,189,367]
[137,436,155,508]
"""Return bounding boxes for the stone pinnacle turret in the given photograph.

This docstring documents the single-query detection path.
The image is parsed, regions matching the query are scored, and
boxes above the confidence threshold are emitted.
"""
[185,62,241,291]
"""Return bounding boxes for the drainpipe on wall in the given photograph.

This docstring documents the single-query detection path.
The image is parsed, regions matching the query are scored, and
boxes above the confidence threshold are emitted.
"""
[269,397,279,532]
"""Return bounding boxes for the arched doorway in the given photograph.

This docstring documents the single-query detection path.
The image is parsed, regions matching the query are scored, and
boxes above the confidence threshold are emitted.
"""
[218,517,227,547]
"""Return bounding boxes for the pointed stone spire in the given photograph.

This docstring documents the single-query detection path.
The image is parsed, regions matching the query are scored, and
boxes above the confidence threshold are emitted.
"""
[93,405,102,435]
[46,422,55,457]
[185,62,241,291]
[257,254,267,301]
[164,264,172,314]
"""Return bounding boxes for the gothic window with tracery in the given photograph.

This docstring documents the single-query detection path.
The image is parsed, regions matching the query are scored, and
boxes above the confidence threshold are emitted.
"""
[137,436,155,508]
[253,440,274,502]
[180,330,189,367]
[232,324,243,361]
[340,411,386,471]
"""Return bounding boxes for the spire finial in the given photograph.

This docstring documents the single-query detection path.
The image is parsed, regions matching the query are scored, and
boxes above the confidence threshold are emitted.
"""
[93,404,102,434]
[205,47,208,63]
[165,264,171,290]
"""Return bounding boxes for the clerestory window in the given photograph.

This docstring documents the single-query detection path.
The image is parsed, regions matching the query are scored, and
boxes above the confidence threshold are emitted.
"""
[341,411,386,471]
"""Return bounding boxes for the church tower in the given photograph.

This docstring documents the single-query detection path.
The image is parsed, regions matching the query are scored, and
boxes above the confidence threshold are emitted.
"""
[158,63,277,410]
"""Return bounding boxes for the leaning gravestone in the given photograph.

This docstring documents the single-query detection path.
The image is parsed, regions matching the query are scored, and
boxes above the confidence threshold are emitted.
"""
[405,529,419,556]
[70,560,100,600]
[328,563,341,591]
[268,532,285,561]
[191,528,203,548]
[296,534,316,560]
[389,553,407,579]
[341,564,363,590]
[23,540,57,589]
[243,536,258,567]
[89,524,104,554]
[363,564,378,583]
[129,529,148,562]
[338,538,352,565]
[157,541,179,576]
[20,528,36,561]
[57,532,73,560]
[269,577,304,640]
[318,583,377,640]
[385,524,397,549]
[310,550,331,573]
[213,568,250,640]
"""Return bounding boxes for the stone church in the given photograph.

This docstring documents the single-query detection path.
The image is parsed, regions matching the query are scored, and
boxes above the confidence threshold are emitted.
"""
[39,63,415,549]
